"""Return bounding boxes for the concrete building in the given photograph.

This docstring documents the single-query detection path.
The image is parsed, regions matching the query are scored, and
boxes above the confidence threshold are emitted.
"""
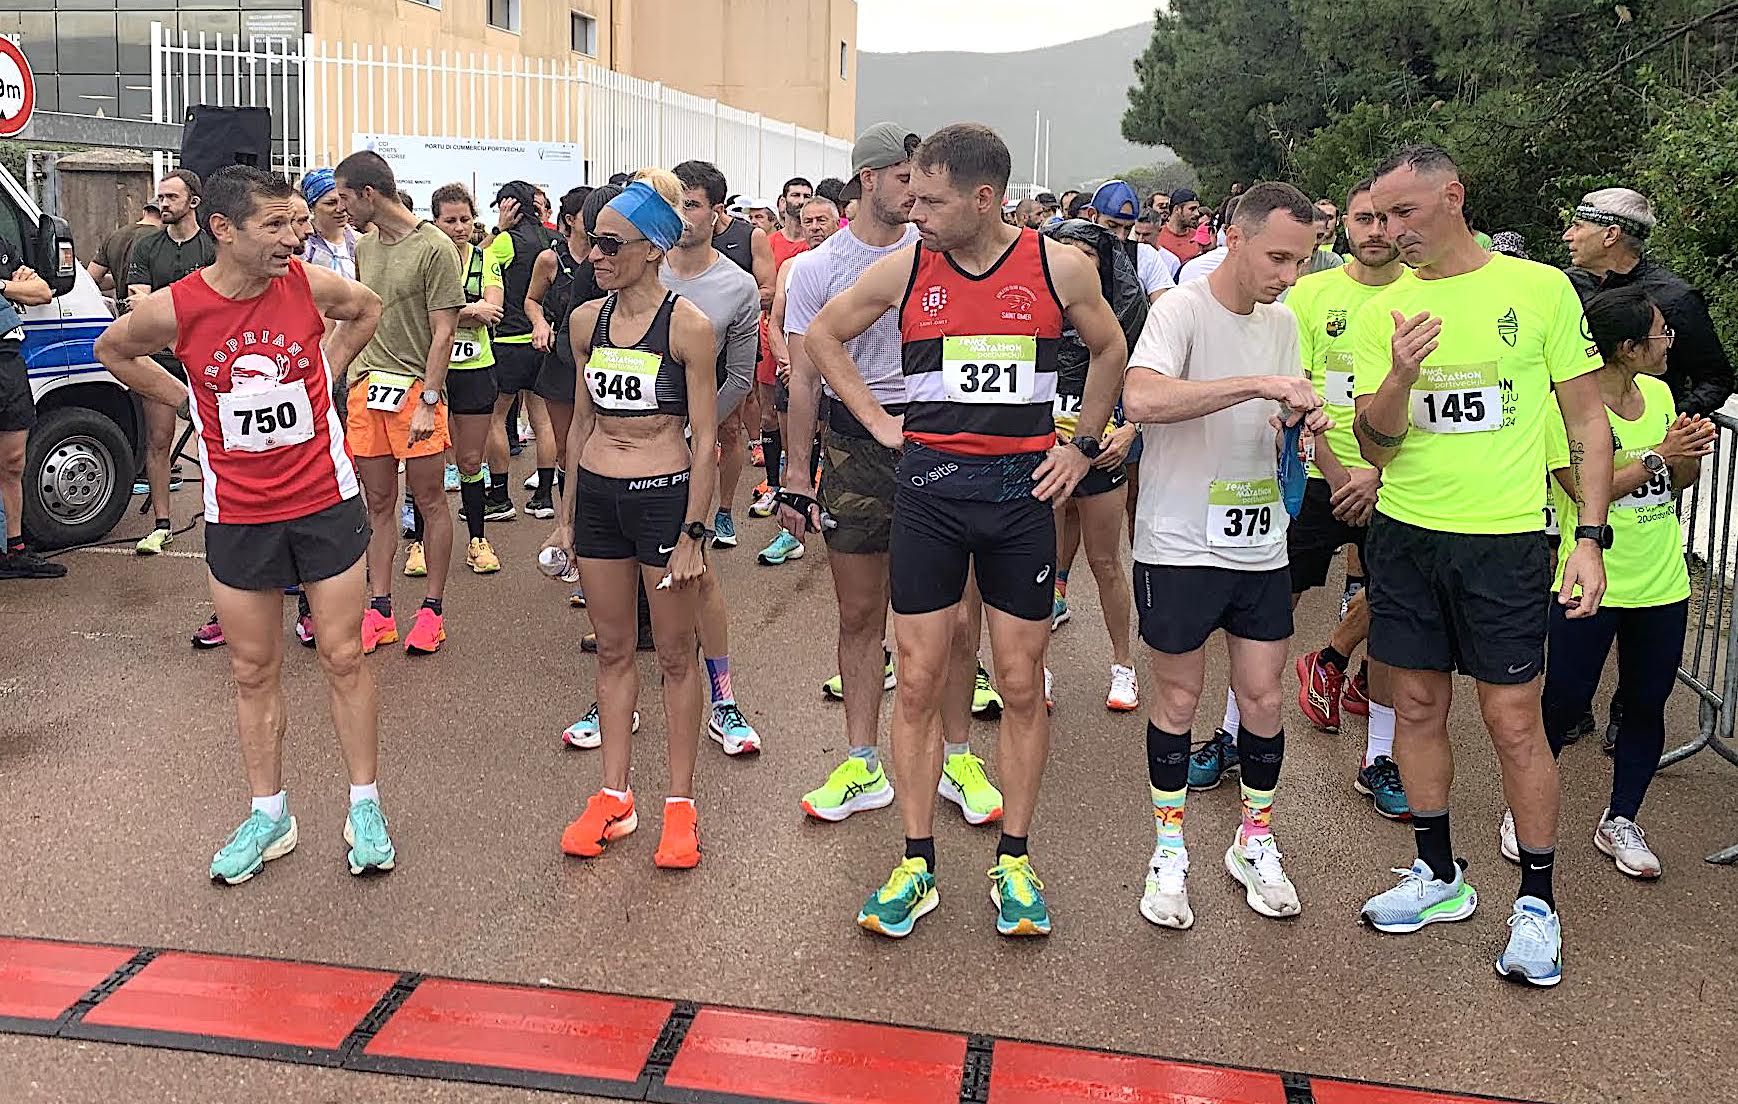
[1,0,856,140]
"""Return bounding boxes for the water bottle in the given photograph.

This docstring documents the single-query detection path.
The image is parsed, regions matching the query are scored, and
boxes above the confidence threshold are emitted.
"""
[538,546,570,578]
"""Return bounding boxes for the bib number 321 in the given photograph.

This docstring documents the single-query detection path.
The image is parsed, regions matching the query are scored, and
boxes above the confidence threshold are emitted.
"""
[942,335,1038,403]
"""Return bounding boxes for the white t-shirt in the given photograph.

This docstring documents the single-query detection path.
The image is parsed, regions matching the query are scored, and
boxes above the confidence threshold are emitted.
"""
[1129,277,1304,571]
[784,223,919,405]
[1177,246,1226,283]
[1134,242,1177,298]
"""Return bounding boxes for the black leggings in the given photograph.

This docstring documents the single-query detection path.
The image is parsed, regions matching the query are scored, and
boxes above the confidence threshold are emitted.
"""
[1542,599,1686,820]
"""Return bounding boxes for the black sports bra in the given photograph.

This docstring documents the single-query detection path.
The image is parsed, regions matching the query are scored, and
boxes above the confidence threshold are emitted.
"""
[584,292,688,417]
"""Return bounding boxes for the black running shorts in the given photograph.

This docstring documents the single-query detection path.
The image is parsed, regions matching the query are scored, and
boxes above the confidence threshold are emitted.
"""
[446,366,499,417]
[891,485,1055,621]
[1287,477,1367,594]
[1134,562,1293,654]
[1364,511,1551,684]
[205,496,370,592]
[573,467,690,568]
[492,341,543,395]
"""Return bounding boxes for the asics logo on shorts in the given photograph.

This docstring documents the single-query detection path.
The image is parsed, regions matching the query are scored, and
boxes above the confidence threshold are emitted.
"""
[1035,565,1051,584]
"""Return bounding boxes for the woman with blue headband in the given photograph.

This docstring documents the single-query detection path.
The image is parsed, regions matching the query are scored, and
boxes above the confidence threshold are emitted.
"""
[300,168,357,283]
[545,171,719,870]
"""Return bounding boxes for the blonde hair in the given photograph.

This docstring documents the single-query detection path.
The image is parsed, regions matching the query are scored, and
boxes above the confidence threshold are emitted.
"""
[632,167,682,207]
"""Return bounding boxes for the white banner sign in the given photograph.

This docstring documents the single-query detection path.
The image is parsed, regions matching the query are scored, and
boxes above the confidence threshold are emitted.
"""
[353,133,582,215]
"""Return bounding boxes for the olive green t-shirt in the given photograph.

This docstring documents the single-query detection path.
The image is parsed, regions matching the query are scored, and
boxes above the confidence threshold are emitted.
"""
[349,221,465,385]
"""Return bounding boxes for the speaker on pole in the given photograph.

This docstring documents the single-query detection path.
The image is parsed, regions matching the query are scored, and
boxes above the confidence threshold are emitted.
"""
[179,105,273,182]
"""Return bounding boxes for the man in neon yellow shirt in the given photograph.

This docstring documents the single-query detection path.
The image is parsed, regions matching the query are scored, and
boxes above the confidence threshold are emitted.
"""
[1351,146,1613,988]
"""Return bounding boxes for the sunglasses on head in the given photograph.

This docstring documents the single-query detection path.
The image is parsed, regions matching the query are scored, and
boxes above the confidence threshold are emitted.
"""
[587,232,648,257]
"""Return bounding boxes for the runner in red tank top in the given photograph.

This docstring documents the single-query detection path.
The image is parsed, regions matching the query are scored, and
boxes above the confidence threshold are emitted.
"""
[804,124,1128,941]
[96,165,400,886]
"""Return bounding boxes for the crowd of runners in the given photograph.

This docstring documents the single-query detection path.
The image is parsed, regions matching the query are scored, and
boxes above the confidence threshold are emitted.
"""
[0,110,1724,993]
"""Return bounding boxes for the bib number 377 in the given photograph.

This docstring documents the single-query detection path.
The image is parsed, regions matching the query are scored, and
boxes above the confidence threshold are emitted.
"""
[365,370,417,413]
[1410,362,1501,434]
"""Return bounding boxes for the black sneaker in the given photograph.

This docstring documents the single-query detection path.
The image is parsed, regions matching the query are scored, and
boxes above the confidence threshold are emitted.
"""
[523,494,556,520]
[0,548,68,579]
[483,496,517,523]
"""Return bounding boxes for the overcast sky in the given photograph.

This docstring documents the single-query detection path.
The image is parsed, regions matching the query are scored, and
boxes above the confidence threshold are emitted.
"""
[856,0,1157,53]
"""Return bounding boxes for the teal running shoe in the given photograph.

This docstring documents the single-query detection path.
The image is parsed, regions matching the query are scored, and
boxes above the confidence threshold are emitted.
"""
[1360,858,1478,933]
[209,810,298,885]
[988,854,1051,936]
[712,509,738,548]
[1495,896,1563,988]
[344,799,397,875]
[1187,728,1239,791]
[757,530,805,565]
[1354,756,1410,820]
[857,857,938,938]
[1051,594,1071,631]
[443,463,460,492]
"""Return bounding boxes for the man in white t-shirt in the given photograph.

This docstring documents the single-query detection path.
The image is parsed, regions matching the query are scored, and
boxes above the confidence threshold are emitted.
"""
[1120,182,1326,932]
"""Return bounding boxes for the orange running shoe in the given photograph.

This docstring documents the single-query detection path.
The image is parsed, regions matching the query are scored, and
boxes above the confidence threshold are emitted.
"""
[361,608,398,654]
[404,607,445,655]
[561,789,638,857]
[653,799,701,869]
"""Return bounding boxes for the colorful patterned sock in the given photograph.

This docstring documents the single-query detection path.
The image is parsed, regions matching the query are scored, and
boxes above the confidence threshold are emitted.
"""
[705,655,733,704]
[1151,785,1186,852]
[1239,783,1275,843]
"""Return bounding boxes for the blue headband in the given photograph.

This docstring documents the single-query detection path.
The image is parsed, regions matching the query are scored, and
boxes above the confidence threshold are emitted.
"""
[301,168,336,205]
[605,180,683,253]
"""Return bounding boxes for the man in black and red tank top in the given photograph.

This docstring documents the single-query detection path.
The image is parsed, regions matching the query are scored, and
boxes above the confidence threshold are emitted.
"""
[806,123,1128,940]
[95,166,402,887]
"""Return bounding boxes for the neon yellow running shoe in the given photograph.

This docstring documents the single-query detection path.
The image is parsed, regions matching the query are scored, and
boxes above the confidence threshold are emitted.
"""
[971,661,1002,717]
[938,751,1003,825]
[988,853,1051,936]
[857,856,937,938]
[801,755,895,822]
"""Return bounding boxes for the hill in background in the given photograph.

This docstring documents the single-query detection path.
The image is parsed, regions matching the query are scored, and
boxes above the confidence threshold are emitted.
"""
[855,22,1174,192]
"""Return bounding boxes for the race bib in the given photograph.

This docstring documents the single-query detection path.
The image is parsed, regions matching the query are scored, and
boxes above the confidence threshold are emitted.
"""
[364,370,416,413]
[450,329,482,364]
[1323,351,1355,408]
[218,381,315,453]
[1052,392,1083,419]
[1410,362,1501,434]
[1207,478,1283,547]
[1619,449,1671,511]
[586,347,661,412]
[941,335,1037,404]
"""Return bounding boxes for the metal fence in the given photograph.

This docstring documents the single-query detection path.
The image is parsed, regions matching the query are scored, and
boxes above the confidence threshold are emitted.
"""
[148,24,850,196]
[1667,409,1738,863]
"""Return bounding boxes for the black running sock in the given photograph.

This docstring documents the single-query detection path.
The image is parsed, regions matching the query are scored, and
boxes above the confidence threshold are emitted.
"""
[369,595,393,618]
[490,473,508,497]
[1235,726,1285,791]
[7,535,25,554]
[905,836,936,873]
[411,502,425,543]
[1320,645,1350,673]
[297,591,312,618]
[459,478,487,540]
[997,833,1028,860]
[1411,808,1456,883]
[765,429,783,483]
[154,517,171,531]
[1518,845,1556,909]
[537,467,555,496]
[1145,722,1190,791]
[421,597,443,616]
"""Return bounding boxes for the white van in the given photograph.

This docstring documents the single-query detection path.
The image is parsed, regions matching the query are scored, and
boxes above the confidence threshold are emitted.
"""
[1,163,141,549]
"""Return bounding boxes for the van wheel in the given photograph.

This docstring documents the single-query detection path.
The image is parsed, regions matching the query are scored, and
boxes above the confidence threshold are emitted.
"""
[21,405,135,550]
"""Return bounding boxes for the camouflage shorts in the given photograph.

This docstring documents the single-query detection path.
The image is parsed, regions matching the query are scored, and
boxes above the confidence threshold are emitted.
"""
[818,429,898,555]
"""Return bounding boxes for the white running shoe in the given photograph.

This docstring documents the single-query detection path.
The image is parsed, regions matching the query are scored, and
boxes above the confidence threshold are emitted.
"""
[1107,664,1139,712]
[562,703,640,749]
[1500,808,1520,864]
[1594,810,1661,879]
[1224,832,1301,918]
[1139,847,1192,929]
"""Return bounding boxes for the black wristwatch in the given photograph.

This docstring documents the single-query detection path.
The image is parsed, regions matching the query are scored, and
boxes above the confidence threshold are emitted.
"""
[1573,524,1613,550]
[683,521,713,543]
[1071,435,1102,460]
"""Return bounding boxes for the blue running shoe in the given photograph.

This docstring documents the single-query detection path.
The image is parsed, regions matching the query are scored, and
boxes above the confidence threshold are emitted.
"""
[757,530,804,565]
[1495,896,1562,987]
[1051,594,1071,631]
[1360,858,1478,933]
[132,478,149,497]
[443,463,460,492]
[708,701,762,755]
[399,498,416,537]
[209,810,298,885]
[988,854,1051,936]
[1187,728,1239,791]
[1354,756,1410,820]
[712,509,738,548]
[344,799,397,875]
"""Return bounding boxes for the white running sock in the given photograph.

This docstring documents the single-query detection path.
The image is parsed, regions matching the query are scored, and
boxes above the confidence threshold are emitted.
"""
[349,782,379,807]
[603,786,631,802]
[1366,703,1396,766]
[1221,688,1241,735]
[943,741,970,760]
[251,790,287,821]
[665,796,694,807]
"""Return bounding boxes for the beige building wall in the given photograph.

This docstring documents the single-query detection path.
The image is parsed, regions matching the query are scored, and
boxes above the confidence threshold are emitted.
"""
[306,0,856,139]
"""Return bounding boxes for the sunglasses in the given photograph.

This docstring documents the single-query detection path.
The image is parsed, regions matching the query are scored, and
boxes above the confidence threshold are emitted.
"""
[587,232,648,257]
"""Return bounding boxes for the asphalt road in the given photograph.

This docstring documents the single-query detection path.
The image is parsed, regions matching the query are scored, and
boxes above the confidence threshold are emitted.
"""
[2,454,1735,1104]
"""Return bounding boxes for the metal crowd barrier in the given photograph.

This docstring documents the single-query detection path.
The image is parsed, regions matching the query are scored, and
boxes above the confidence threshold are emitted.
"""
[1664,409,1738,863]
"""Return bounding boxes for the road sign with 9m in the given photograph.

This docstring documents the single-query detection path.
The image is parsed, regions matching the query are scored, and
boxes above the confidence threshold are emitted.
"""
[0,38,36,138]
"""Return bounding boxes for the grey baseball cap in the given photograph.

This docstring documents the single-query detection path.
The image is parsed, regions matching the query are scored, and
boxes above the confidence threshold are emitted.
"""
[851,122,920,176]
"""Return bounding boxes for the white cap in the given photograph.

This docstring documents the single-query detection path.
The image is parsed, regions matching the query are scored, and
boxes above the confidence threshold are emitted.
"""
[729,195,777,216]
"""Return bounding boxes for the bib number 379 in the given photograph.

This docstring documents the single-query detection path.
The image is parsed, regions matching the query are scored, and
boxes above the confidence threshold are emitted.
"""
[1206,478,1283,548]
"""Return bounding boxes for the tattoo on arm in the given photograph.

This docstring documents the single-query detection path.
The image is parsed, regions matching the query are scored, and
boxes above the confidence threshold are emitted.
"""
[1568,439,1586,504]
[1357,412,1408,449]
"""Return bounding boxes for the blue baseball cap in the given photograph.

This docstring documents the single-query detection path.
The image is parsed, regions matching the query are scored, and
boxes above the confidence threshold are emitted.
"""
[1088,180,1141,222]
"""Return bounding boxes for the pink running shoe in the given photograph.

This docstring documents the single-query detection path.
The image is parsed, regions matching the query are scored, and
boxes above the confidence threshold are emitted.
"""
[404,607,446,655]
[191,615,226,649]
[361,608,398,654]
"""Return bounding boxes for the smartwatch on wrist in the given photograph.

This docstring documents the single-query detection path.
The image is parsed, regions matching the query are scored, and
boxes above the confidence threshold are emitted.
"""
[1071,435,1102,460]
[419,388,441,407]
[1573,524,1613,550]
[683,521,713,543]
[1641,450,1667,476]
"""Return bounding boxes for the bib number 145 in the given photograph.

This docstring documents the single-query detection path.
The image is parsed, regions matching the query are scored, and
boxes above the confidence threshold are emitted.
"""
[1411,363,1501,434]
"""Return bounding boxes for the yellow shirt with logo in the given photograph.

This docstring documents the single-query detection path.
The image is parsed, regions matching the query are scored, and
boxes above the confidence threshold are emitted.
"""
[1351,253,1600,534]
[1285,266,1406,478]
[1546,376,1688,607]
